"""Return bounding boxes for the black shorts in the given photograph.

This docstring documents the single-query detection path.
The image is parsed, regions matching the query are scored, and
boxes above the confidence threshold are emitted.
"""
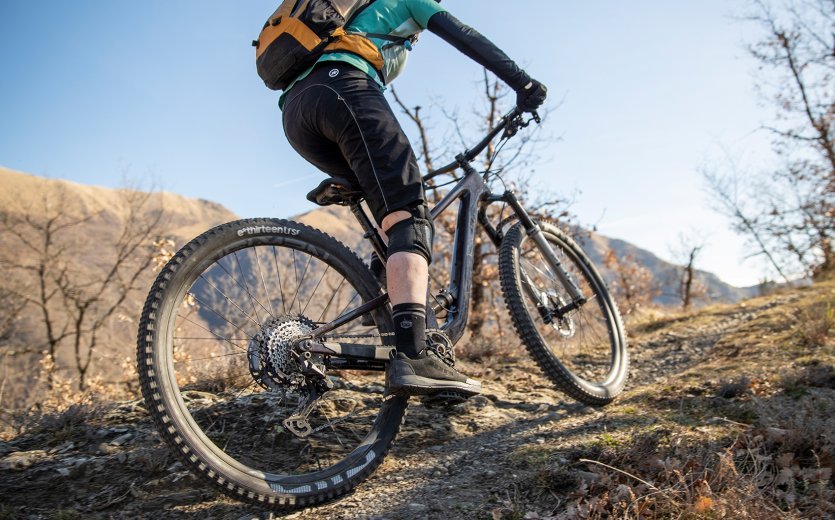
[282,63,425,224]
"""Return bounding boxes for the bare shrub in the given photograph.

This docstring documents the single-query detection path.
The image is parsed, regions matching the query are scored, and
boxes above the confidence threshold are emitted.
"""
[717,376,753,399]
[0,183,164,395]
[797,301,835,347]
[603,250,660,316]
[706,0,835,281]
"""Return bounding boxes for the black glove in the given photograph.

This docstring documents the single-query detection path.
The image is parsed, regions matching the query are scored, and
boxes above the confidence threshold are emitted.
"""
[516,79,547,112]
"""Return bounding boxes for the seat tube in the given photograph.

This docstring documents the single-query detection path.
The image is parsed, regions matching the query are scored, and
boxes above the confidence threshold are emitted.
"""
[350,202,387,261]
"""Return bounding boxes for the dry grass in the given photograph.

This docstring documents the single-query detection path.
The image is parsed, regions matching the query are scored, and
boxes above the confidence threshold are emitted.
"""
[494,278,835,519]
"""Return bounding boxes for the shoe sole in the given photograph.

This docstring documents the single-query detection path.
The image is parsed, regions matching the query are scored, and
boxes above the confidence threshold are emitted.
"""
[387,374,481,397]
[421,391,473,407]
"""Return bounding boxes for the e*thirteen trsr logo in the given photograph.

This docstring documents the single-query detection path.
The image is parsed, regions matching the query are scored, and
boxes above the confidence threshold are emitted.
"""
[237,225,301,237]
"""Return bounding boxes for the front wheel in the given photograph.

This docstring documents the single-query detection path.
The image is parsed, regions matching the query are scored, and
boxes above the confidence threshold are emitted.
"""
[499,221,628,405]
[137,218,407,509]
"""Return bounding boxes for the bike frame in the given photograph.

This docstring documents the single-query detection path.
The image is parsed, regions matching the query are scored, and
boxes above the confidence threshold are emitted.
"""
[299,109,586,368]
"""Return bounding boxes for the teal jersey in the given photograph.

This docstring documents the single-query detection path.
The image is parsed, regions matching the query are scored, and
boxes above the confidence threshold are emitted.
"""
[280,0,446,107]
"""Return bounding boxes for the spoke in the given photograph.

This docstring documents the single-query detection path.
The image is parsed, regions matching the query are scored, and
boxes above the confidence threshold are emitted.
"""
[318,276,348,322]
[214,257,274,324]
[175,351,248,363]
[173,337,250,341]
[199,380,259,436]
[289,253,314,316]
[177,302,253,345]
[292,250,300,314]
[235,251,266,325]
[272,246,288,315]
[301,265,331,316]
[197,275,261,328]
[315,403,347,449]
[337,291,362,319]
[255,248,277,318]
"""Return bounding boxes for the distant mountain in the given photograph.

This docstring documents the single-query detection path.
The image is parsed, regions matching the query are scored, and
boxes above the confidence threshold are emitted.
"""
[294,205,758,306]
[0,167,236,243]
[0,168,758,406]
[577,234,759,306]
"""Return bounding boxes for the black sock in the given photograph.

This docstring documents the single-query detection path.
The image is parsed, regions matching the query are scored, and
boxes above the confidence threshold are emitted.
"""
[392,303,427,359]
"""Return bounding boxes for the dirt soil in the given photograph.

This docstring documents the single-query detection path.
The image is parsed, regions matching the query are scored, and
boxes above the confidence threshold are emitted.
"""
[1,280,833,519]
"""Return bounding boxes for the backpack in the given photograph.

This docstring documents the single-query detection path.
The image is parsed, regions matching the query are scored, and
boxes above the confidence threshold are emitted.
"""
[253,0,383,91]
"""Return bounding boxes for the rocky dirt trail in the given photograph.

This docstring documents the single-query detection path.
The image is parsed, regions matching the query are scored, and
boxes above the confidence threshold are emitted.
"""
[0,293,819,519]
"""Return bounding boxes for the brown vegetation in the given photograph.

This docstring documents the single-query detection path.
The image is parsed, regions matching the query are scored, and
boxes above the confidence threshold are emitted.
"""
[0,261,831,519]
[0,167,236,411]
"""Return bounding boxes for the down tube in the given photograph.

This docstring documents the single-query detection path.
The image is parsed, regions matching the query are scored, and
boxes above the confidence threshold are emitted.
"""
[430,174,486,345]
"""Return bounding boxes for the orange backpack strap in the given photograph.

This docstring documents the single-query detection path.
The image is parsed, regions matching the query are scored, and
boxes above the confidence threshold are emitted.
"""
[324,29,385,72]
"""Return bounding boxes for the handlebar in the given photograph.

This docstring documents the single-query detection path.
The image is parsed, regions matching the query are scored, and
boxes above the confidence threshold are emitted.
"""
[423,107,540,182]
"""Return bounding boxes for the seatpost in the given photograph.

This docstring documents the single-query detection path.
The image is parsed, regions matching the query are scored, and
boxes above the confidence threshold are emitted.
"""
[349,203,388,261]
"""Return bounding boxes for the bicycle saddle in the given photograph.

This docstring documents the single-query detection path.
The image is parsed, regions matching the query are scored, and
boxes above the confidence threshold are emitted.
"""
[306,177,364,206]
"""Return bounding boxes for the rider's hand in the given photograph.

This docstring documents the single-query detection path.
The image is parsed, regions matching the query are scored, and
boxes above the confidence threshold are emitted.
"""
[516,79,547,113]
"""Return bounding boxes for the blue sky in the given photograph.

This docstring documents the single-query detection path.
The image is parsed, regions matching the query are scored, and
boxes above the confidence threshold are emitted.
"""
[0,1,775,286]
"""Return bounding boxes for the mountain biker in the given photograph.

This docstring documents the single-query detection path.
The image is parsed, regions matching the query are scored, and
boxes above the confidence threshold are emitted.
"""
[280,0,547,397]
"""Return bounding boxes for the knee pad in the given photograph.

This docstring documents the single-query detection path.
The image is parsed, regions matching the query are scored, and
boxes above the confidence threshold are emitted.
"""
[386,204,435,264]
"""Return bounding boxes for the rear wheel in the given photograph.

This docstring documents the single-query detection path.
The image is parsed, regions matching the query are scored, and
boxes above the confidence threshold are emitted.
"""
[499,221,628,405]
[137,218,406,509]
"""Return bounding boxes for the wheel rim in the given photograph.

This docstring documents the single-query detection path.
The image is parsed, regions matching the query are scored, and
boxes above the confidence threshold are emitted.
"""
[516,231,622,387]
[158,238,394,481]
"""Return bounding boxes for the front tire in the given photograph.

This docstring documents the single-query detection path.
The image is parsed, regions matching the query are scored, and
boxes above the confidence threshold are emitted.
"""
[499,221,628,405]
[137,218,407,509]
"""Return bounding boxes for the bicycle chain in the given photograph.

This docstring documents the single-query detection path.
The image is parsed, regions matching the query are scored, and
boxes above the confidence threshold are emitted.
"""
[319,331,394,341]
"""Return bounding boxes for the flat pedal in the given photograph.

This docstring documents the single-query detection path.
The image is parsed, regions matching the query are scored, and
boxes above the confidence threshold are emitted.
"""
[420,391,472,407]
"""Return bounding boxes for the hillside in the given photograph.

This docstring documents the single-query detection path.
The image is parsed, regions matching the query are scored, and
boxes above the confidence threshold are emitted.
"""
[296,205,758,306]
[1,274,831,518]
[0,167,236,242]
[0,169,757,407]
[0,167,238,406]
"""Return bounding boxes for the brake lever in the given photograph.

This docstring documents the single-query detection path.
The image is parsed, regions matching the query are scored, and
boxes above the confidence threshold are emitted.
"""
[502,112,524,139]
[503,109,542,139]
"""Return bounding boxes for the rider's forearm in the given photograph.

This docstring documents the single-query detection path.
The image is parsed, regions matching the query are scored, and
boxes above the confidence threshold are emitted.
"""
[427,11,532,90]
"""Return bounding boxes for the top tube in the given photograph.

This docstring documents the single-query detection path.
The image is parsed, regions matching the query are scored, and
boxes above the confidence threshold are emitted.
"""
[423,107,531,182]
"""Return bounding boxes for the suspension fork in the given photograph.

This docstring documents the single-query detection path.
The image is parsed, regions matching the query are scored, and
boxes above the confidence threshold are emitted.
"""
[500,191,587,305]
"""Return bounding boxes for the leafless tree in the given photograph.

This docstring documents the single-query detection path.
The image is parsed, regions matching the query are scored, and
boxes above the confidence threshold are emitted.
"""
[703,162,792,283]
[670,232,708,310]
[0,188,89,385]
[0,183,164,390]
[0,287,25,345]
[0,287,26,409]
[390,71,568,339]
[708,0,834,280]
[602,249,660,315]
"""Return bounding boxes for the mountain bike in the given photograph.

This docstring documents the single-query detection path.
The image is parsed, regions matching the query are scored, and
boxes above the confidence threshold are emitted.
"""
[136,107,628,509]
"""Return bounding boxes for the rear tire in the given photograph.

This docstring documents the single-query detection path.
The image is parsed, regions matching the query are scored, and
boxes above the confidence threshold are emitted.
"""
[499,221,628,405]
[137,218,407,509]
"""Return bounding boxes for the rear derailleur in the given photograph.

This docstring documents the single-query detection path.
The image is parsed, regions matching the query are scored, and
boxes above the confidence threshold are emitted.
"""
[282,357,333,438]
